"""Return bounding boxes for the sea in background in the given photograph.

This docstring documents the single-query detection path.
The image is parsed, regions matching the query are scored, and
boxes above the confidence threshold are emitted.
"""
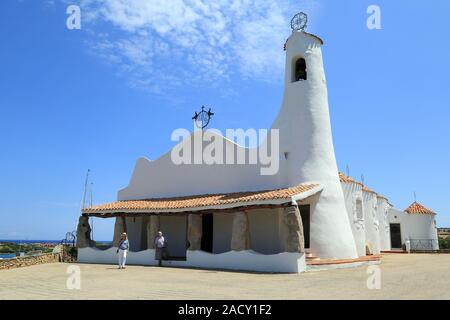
[0,240,110,260]
[0,240,112,245]
[0,240,61,244]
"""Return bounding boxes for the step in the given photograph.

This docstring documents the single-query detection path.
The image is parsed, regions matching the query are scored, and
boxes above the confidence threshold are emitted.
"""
[306,255,382,266]
[305,252,319,261]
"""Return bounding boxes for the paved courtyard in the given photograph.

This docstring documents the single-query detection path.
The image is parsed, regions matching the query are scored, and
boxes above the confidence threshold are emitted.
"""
[0,254,449,300]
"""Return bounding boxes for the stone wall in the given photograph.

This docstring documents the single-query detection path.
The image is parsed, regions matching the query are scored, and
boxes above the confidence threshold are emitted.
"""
[0,253,61,270]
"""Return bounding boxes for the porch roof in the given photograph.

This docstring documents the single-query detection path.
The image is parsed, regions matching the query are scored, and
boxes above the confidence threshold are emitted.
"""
[82,183,323,217]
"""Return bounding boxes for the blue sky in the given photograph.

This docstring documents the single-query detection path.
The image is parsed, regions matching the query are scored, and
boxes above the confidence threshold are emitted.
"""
[0,0,449,241]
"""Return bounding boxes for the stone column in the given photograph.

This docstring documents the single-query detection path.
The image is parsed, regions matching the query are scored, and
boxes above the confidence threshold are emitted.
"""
[112,216,126,247]
[76,216,96,248]
[283,206,305,253]
[187,214,203,251]
[146,215,160,249]
[231,211,251,251]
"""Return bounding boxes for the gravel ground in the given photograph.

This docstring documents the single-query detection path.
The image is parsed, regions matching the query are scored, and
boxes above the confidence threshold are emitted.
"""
[0,253,448,300]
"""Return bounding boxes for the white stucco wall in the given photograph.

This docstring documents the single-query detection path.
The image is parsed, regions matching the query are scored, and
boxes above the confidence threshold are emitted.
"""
[341,182,365,257]
[405,214,439,250]
[78,247,306,273]
[404,214,438,241]
[376,198,391,251]
[363,191,380,255]
[118,136,285,200]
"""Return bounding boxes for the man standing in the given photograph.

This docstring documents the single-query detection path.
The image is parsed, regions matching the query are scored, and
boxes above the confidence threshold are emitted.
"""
[154,231,166,266]
[117,232,129,269]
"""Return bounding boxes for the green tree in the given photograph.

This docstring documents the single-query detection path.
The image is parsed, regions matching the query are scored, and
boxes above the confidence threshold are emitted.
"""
[438,237,450,249]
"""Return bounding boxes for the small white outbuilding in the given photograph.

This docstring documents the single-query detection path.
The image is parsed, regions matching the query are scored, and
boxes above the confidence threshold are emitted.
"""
[389,202,439,251]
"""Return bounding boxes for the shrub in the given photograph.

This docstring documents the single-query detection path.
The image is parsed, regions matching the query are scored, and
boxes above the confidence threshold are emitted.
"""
[438,237,450,249]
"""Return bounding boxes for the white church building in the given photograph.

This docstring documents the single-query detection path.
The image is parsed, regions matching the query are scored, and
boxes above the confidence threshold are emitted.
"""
[76,18,439,273]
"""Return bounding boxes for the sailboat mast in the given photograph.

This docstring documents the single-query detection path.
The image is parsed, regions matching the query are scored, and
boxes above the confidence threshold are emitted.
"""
[81,169,90,209]
[90,182,94,240]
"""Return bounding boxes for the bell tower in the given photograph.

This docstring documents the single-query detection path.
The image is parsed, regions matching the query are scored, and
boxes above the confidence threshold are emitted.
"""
[270,14,358,259]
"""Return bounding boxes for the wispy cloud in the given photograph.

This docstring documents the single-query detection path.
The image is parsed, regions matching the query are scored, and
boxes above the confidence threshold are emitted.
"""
[77,0,319,95]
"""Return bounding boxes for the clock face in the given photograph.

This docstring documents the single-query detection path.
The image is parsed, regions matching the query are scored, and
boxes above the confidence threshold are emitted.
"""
[291,12,308,31]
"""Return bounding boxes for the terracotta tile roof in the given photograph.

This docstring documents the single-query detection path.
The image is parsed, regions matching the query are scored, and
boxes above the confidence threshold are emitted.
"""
[362,185,377,195]
[83,183,322,215]
[376,194,393,206]
[339,172,392,205]
[339,172,364,186]
[376,194,388,201]
[404,202,436,215]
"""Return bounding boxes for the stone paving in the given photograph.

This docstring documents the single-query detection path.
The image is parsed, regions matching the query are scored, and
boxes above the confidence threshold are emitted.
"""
[0,254,449,300]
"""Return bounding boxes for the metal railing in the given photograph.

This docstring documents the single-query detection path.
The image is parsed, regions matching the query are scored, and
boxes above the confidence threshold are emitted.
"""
[409,239,439,251]
[59,231,77,262]
[60,231,76,247]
